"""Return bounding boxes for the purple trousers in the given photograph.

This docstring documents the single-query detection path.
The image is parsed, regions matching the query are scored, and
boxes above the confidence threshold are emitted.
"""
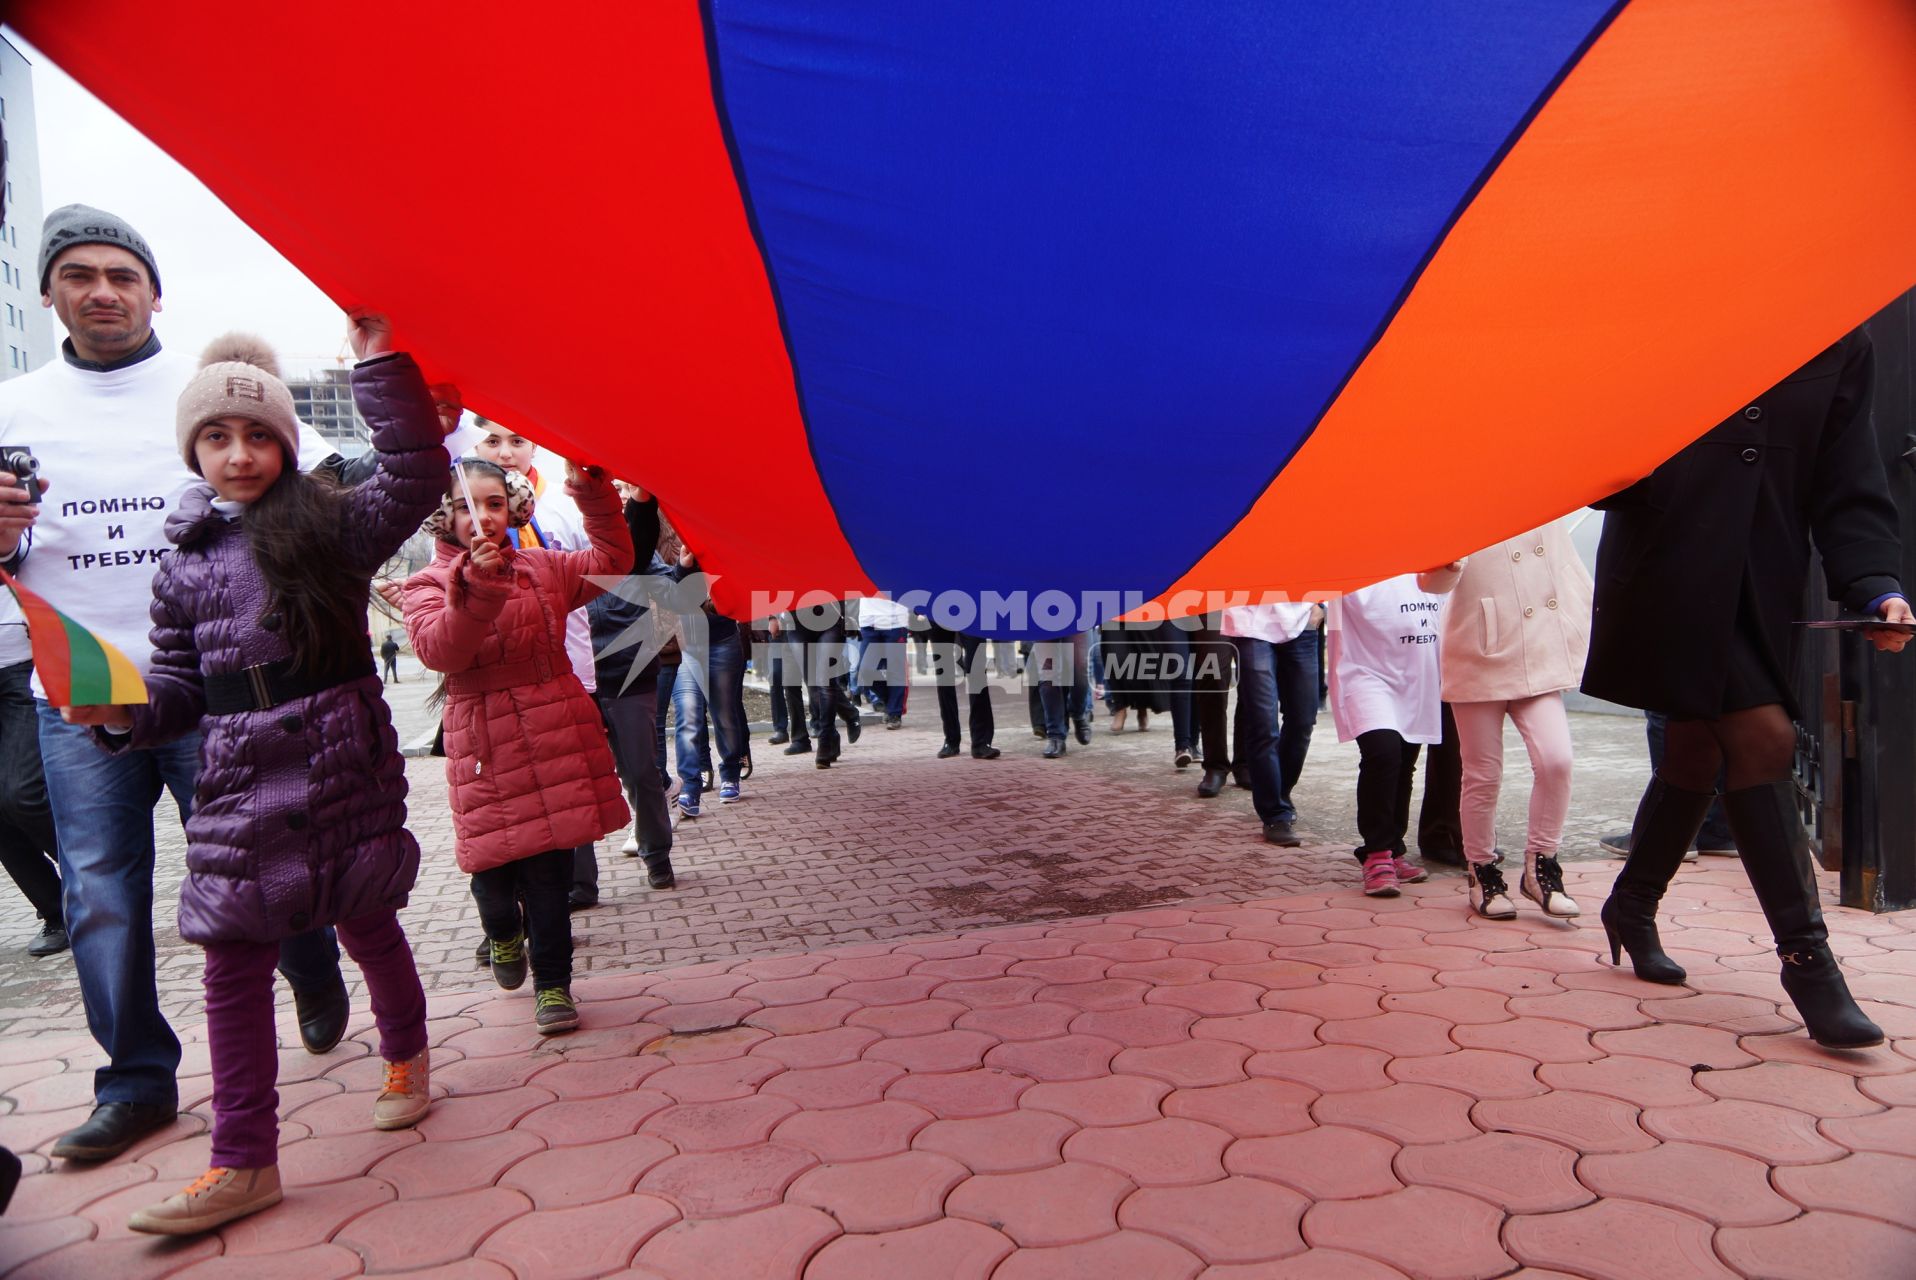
[204,909,427,1169]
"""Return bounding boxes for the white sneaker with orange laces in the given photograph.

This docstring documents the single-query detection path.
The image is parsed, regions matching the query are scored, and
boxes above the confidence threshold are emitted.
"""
[128,1165,282,1235]
[371,1048,431,1131]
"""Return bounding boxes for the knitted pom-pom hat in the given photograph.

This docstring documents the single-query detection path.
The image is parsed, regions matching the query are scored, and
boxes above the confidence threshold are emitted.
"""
[176,334,300,473]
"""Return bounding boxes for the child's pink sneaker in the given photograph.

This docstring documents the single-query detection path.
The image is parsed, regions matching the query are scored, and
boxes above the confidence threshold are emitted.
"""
[1392,856,1428,885]
[1362,851,1399,897]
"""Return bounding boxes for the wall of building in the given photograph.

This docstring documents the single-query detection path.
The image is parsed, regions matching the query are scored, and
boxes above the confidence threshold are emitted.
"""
[0,36,55,380]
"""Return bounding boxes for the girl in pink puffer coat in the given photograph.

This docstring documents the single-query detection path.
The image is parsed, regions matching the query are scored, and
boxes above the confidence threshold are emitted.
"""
[404,456,632,1034]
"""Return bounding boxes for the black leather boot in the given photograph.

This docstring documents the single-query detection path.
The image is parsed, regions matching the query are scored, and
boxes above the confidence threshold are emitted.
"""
[293,977,351,1054]
[1723,782,1883,1049]
[51,1102,178,1162]
[1197,768,1228,799]
[1600,775,1712,984]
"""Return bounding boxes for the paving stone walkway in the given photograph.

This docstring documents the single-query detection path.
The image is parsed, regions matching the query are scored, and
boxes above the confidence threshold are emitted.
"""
[1,698,1912,1278]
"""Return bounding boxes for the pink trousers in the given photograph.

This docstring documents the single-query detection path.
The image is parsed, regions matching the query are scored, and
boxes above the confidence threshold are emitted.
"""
[1451,692,1574,867]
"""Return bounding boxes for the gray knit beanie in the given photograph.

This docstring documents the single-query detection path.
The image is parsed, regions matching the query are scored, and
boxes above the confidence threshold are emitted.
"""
[39,204,161,296]
[177,334,300,473]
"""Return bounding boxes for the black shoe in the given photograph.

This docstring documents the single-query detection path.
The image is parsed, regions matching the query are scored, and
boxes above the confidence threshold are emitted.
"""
[0,1144,20,1214]
[1031,727,1047,739]
[815,745,840,768]
[1197,769,1227,799]
[767,730,790,746]
[568,886,599,912]
[783,738,813,756]
[51,1102,177,1163]
[490,934,529,990]
[937,741,961,758]
[1725,781,1884,1048]
[885,716,903,730]
[644,853,677,889]
[1418,845,1467,868]
[1263,820,1301,847]
[475,936,492,966]
[1598,829,1633,857]
[1174,748,1194,769]
[1232,769,1252,791]
[971,744,1001,760]
[27,921,69,957]
[293,978,350,1055]
[1074,722,1091,746]
[1601,775,1711,985]
[1042,737,1066,759]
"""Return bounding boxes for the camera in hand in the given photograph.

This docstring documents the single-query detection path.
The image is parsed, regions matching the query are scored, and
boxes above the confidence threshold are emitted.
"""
[0,446,40,504]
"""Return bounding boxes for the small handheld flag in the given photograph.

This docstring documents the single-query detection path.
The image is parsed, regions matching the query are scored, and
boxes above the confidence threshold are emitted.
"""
[0,568,148,707]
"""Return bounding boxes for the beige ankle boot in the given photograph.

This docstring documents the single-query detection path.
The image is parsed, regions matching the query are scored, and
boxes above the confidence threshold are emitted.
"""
[128,1165,282,1235]
[372,1048,432,1130]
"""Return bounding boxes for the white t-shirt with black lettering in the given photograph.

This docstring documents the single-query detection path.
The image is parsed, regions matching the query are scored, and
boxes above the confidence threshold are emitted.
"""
[1327,575,1444,744]
[0,347,332,697]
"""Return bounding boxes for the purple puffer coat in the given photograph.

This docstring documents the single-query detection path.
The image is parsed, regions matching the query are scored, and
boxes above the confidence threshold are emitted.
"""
[119,353,448,945]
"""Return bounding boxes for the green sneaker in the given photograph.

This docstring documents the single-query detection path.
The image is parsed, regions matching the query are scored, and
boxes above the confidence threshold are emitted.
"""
[534,987,579,1035]
[489,934,527,991]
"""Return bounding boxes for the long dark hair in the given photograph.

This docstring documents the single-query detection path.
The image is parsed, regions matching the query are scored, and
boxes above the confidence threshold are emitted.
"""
[245,465,368,677]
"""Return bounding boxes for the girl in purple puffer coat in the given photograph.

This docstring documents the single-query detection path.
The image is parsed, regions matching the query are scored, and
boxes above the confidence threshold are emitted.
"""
[68,314,452,1236]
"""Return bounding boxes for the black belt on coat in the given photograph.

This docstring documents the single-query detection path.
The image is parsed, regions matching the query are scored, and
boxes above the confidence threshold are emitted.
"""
[203,658,375,716]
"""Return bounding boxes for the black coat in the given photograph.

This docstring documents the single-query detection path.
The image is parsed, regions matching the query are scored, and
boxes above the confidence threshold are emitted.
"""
[1582,332,1903,719]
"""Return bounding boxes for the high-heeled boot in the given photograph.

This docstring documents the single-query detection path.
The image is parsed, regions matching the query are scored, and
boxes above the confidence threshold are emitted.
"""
[1722,781,1883,1049]
[1601,775,1712,983]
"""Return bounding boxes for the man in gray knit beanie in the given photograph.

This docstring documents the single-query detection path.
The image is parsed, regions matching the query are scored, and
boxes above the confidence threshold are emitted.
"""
[38,203,161,296]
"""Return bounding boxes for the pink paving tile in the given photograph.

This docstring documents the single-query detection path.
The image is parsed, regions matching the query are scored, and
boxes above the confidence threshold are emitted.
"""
[1170,940,1275,965]
[1261,982,1384,1022]
[1857,1069,1916,1108]
[1199,1250,1411,1279]
[1820,1102,1916,1157]
[912,953,1015,981]
[831,975,947,1006]
[0,1217,95,1275]
[1021,1073,1170,1127]
[821,952,921,982]
[8,1234,221,1280]
[1693,1059,1882,1116]
[1649,991,1795,1034]
[1304,1185,1511,1279]
[732,952,834,980]
[368,1128,545,1198]
[1317,1011,1457,1058]
[0,1105,99,1155]
[499,1133,677,1208]
[787,1150,969,1232]
[335,1185,533,1271]
[802,1216,1015,1280]
[912,1107,1077,1173]
[1119,1175,1309,1263]
[3,1159,156,1223]
[1641,1098,1848,1164]
[1387,1047,1544,1099]
[276,1128,422,1187]
[216,1177,393,1256]
[648,1024,773,1063]
[478,1193,680,1280]
[504,1054,665,1100]
[1393,1131,1592,1213]
[954,1002,1080,1042]
[886,1067,1033,1118]
[1072,939,1174,963]
[1062,1116,1231,1186]
[169,1241,361,1280]
[1592,1023,1760,1070]
[863,1029,1000,1074]
[633,1203,840,1280]
[643,1094,801,1152]
[1224,1125,1402,1200]
[1069,1004,1200,1046]
[1313,1082,1479,1145]
[1163,1077,1316,1138]
[1105,958,1215,986]
[1211,960,1327,990]
[1247,1044,1393,1093]
[1111,1039,1251,1088]
[771,1099,936,1163]
[1188,1010,1320,1053]
[735,974,848,1008]
[1472,1090,1654,1154]
[512,1089,673,1145]
[944,1160,1134,1246]
[644,1055,785,1104]
[414,1085,559,1143]
[1380,986,1514,1026]
[744,998,863,1036]
[1452,1017,1602,1064]
[1035,978,1153,1011]
[1504,988,1655,1031]
[1738,1029,1911,1077]
[1315,962,1443,993]
[647,997,764,1034]
[1504,1198,1740,1280]
[845,999,968,1038]
[1145,980,1266,1017]
[1578,1141,1797,1226]
[1534,1054,1712,1109]
[1773,1151,1916,1227]
[1436,965,1564,997]
[989,1229,1203,1280]
[1717,1212,1916,1280]
[647,972,755,1004]
[1004,955,1112,985]
[746,1025,881,1069]
[981,936,1078,960]
[638,1143,817,1218]
[760,1060,906,1110]
[2,1070,108,1116]
[983,1034,1122,1082]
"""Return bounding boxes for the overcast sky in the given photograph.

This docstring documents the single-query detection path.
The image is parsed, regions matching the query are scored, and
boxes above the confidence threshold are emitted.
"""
[9,29,354,377]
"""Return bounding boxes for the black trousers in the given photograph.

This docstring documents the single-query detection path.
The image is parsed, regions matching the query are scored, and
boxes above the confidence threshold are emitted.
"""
[929,627,993,748]
[1416,702,1464,859]
[470,848,573,989]
[1192,617,1236,772]
[1355,729,1422,860]
[0,660,62,925]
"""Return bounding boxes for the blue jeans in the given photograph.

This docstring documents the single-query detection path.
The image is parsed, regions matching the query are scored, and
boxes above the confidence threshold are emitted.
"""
[35,702,341,1108]
[859,626,910,718]
[1034,633,1091,739]
[674,631,745,795]
[1231,632,1320,824]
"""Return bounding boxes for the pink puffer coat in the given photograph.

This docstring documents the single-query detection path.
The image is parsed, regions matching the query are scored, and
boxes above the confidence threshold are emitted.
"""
[404,475,632,873]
